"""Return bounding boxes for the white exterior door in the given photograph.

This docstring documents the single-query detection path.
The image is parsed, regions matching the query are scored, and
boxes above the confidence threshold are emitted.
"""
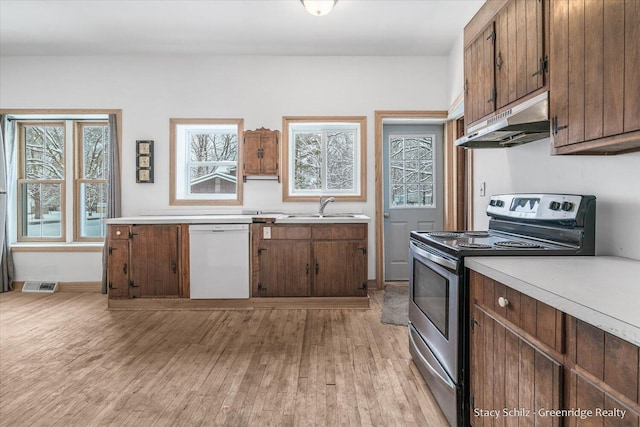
[383,124,444,281]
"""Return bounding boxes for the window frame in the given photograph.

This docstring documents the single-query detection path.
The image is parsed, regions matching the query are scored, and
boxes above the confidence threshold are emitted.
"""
[17,121,67,243]
[74,121,109,242]
[169,118,244,206]
[282,116,367,202]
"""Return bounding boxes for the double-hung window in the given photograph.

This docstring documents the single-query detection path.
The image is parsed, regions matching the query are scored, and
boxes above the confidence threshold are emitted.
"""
[283,117,366,201]
[17,118,109,242]
[170,118,243,205]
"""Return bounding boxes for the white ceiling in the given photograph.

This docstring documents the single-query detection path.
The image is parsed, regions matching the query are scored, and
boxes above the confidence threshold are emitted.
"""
[0,0,484,56]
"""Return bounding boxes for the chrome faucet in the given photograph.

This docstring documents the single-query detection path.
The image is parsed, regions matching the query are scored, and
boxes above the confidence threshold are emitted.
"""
[318,196,335,215]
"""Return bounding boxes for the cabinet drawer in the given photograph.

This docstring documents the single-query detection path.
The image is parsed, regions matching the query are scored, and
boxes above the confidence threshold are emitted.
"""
[312,224,367,240]
[109,225,130,240]
[268,225,311,240]
[470,271,564,353]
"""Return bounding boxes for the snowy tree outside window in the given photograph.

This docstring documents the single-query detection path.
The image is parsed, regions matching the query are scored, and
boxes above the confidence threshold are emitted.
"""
[171,119,243,205]
[389,134,435,207]
[286,119,364,199]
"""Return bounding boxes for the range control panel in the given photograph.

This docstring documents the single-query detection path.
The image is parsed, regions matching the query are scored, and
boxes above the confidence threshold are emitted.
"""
[486,194,587,221]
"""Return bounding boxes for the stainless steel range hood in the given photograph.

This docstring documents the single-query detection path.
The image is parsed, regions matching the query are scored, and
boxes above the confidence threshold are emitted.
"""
[455,92,550,148]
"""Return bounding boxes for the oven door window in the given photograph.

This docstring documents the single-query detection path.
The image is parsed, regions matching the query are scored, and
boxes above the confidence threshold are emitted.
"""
[413,259,449,338]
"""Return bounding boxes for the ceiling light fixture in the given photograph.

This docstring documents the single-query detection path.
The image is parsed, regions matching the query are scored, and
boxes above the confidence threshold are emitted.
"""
[301,0,338,17]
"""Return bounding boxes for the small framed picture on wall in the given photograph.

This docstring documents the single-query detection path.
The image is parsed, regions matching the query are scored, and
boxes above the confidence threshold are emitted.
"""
[136,140,154,183]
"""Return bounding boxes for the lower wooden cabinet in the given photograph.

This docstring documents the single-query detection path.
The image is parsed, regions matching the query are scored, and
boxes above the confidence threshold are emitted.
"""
[256,240,311,297]
[564,317,640,426]
[469,271,563,426]
[469,271,640,426]
[251,223,368,297]
[107,224,186,298]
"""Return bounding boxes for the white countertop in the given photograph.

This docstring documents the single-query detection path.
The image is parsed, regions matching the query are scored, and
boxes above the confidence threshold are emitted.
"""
[106,213,370,225]
[106,215,254,224]
[274,214,370,224]
[465,256,640,347]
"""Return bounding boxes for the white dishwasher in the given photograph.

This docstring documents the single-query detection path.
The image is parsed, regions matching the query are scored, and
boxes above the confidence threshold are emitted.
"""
[189,224,249,299]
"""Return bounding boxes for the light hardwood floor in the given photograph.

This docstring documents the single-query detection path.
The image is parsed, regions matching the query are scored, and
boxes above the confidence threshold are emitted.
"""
[0,289,449,426]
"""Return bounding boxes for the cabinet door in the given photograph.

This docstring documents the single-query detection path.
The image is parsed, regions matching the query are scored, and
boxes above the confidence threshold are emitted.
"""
[130,225,181,297]
[551,0,640,153]
[260,132,279,176]
[464,22,496,127]
[470,305,562,426]
[107,239,130,298]
[313,241,367,297]
[495,0,544,109]
[257,240,310,297]
[243,132,262,176]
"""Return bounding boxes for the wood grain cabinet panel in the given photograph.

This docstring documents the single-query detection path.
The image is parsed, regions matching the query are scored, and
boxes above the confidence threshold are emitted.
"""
[470,272,640,426]
[470,305,563,427]
[313,241,367,297]
[130,224,181,297]
[463,0,546,132]
[107,238,130,298]
[242,127,280,180]
[464,22,496,126]
[107,224,184,299]
[251,223,368,297]
[550,0,640,154]
[254,240,310,297]
[495,0,545,109]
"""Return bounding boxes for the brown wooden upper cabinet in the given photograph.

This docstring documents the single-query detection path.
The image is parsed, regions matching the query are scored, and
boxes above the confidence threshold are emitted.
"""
[242,127,280,181]
[550,0,640,155]
[464,0,546,128]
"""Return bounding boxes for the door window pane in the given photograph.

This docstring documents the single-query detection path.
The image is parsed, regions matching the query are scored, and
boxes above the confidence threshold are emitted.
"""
[388,135,435,207]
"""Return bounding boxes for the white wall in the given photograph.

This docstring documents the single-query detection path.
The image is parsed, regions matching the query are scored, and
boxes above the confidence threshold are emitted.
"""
[473,140,640,260]
[0,55,451,281]
[447,32,465,108]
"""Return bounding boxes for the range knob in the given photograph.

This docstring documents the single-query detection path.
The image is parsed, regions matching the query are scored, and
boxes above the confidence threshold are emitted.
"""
[549,201,561,211]
[495,200,505,207]
[561,201,574,211]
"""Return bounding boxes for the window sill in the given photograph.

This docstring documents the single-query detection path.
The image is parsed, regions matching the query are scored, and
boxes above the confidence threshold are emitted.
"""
[11,243,104,253]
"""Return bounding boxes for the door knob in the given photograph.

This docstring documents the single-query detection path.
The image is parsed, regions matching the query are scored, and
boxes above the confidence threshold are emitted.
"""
[384,212,390,218]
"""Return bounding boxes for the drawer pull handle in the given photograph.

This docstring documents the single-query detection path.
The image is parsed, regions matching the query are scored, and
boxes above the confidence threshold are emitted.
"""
[498,296,509,308]
[116,230,122,236]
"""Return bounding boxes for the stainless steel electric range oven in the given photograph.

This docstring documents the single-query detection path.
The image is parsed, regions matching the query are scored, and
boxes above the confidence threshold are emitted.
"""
[408,193,596,426]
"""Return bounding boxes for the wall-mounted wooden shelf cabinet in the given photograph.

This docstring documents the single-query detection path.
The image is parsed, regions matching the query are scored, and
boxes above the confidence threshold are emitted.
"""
[242,127,280,182]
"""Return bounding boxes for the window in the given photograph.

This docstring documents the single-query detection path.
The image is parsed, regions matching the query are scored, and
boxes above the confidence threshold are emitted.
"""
[283,117,366,201]
[17,118,109,242]
[170,118,243,205]
[76,122,109,238]
[389,134,435,207]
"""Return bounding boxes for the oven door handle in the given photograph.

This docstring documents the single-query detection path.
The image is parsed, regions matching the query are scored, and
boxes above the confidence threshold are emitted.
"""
[410,241,457,270]
[408,327,456,389]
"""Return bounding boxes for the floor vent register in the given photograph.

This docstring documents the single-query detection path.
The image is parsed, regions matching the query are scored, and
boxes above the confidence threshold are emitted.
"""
[22,281,59,293]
